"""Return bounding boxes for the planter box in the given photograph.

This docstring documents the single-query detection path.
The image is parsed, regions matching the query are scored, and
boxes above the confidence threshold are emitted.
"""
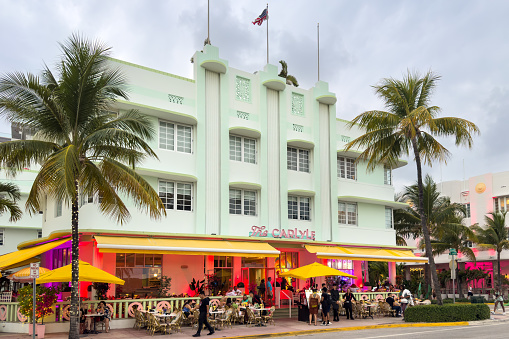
[28,324,46,338]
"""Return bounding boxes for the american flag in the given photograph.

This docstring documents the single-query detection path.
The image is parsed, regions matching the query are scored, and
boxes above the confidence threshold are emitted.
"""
[252,8,268,26]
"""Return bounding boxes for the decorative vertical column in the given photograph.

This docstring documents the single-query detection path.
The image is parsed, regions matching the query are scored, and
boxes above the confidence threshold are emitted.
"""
[205,70,221,235]
[388,261,397,285]
[267,88,280,229]
[319,103,331,240]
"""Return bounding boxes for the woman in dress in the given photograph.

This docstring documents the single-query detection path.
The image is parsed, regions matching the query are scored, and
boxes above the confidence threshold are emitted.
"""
[308,288,320,326]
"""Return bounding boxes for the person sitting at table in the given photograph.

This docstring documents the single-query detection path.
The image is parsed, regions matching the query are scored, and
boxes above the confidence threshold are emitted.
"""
[79,304,88,334]
[84,304,95,334]
[183,300,192,318]
[96,301,111,333]
[386,294,402,317]
[249,291,262,306]
[241,294,250,306]
[219,296,228,308]
[233,285,242,295]
[308,288,320,326]
[226,287,237,296]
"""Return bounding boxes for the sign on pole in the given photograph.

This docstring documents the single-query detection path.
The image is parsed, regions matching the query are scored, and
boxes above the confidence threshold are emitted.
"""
[30,262,40,279]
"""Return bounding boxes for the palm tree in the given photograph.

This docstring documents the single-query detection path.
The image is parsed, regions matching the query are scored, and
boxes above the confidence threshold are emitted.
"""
[0,182,22,222]
[473,212,509,291]
[345,71,479,304]
[396,175,472,293]
[0,34,165,339]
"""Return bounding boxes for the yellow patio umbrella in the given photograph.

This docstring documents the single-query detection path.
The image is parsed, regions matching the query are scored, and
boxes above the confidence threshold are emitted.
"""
[279,262,356,279]
[36,260,124,285]
[8,266,51,282]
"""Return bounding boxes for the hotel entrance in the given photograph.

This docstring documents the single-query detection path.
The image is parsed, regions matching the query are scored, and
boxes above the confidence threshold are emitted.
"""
[241,257,275,299]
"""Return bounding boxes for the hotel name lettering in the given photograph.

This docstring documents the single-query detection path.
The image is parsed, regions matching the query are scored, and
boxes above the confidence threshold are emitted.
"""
[250,226,315,240]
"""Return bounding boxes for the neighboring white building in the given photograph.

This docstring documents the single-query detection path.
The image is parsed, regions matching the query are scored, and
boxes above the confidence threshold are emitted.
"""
[2,45,425,297]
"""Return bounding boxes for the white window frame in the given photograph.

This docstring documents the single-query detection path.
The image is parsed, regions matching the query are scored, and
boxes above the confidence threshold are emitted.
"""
[385,207,393,229]
[287,147,310,173]
[338,156,356,180]
[494,196,509,213]
[158,180,193,211]
[0,228,4,246]
[338,201,357,225]
[159,119,193,154]
[55,200,63,218]
[229,135,257,164]
[37,230,43,238]
[229,189,257,216]
[384,166,392,185]
[288,196,311,221]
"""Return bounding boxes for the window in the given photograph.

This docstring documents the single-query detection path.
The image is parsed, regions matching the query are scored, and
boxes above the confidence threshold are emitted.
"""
[229,135,256,164]
[385,207,393,229]
[214,256,233,291]
[465,203,471,218]
[287,147,310,173]
[338,156,356,180]
[229,189,257,216]
[338,201,357,225]
[288,196,311,221]
[384,166,392,185]
[115,253,163,295]
[159,120,192,153]
[79,192,94,207]
[37,230,42,238]
[158,180,193,211]
[466,241,473,248]
[0,229,3,245]
[55,200,63,217]
[494,196,509,213]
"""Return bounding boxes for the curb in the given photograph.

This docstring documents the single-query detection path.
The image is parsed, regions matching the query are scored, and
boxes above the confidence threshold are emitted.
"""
[220,321,470,339]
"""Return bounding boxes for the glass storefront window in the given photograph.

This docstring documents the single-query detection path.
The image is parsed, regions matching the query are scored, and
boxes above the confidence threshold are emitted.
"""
[115,253,163,296]
[326,259,354,285]
[212,256,233,294]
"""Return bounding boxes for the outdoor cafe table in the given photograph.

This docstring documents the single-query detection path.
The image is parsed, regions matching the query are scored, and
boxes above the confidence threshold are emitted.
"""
[85,313,104,334]
[365,304,377,319]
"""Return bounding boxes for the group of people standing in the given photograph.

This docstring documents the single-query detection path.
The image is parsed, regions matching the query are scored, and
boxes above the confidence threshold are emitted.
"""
[308,284,358,325]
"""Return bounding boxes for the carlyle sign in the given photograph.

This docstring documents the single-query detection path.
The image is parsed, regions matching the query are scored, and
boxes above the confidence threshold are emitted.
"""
[249,226,315,240]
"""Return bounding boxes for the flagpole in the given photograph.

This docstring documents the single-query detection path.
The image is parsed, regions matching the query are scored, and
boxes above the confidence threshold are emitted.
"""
[317,23,320,82]
[266,3,269,64]
[207,0,210,44]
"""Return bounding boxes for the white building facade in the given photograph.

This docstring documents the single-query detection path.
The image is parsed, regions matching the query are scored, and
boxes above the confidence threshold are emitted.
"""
[3,45,425,298]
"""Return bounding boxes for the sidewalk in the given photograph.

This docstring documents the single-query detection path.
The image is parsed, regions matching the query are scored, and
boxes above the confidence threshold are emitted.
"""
[1,308,507,339]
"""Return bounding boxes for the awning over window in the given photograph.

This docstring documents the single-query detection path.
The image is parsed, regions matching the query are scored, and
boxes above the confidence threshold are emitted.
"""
[95,236,280,258]
[305,245,428,263]
[0,238,70,270]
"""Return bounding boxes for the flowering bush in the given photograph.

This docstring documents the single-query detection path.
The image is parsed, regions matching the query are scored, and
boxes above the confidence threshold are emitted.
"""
[18,285,58,324]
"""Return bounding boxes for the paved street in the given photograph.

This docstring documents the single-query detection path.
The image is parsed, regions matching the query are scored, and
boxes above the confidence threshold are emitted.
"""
[278,321,509,339]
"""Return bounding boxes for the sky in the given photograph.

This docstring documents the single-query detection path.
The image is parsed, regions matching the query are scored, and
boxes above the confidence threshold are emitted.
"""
[0,0,507,192]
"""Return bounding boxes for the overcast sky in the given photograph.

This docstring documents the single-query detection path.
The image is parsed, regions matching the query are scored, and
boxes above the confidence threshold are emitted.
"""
[1,0,507,192]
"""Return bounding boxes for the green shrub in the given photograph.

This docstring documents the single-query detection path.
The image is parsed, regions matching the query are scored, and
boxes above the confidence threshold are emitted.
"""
[404,304,490,322]
[431,298,454,304]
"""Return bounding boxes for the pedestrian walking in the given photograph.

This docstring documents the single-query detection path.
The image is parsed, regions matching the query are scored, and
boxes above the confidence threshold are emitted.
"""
[400,286,413,318]
[192,291,215,337]
[267,277,273,302]
[321,287,331,325]
[493,291,506,315]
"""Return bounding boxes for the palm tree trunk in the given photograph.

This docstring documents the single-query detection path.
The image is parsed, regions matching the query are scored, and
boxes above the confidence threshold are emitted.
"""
[411,138,443,305]
[498,250,502,291]
[69,182,80,339]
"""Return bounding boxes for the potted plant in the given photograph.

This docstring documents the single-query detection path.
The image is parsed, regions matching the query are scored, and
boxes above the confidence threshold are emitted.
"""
[18,285,57,338]
[157,276,172,297]
[92,282,110,300]
[189,278,205,296]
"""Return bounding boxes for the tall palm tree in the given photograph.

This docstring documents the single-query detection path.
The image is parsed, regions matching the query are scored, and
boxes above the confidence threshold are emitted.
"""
[345,71,479,304]
[396,175,472,292]
[0,182,22,222]
[0,34,165,339]
[473,212,509,291]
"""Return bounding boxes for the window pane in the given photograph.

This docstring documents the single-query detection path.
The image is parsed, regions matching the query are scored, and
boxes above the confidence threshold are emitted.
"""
[384,167,392,185]
[135,253,145,267]
[346,158,356,180]
[287,147,298,171]
[153,255,162,267]
[229,135,242,161]
[159,121,175,150]
[288,196,298,219]
[385,207,393,229]
[299,149,309,173]
[243,190,256,216]
[145,254,154,267]
[347,203,357,225]
[177,125,192,153]
[229,189,242,214]
[159,181,174,209]
[244,138,256,164]
[116,253,125,267]
[176,183,192,211]
[338,202,346,224]
[338,157,345,178]
[300,197,310,220]
[126,253,135,267]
